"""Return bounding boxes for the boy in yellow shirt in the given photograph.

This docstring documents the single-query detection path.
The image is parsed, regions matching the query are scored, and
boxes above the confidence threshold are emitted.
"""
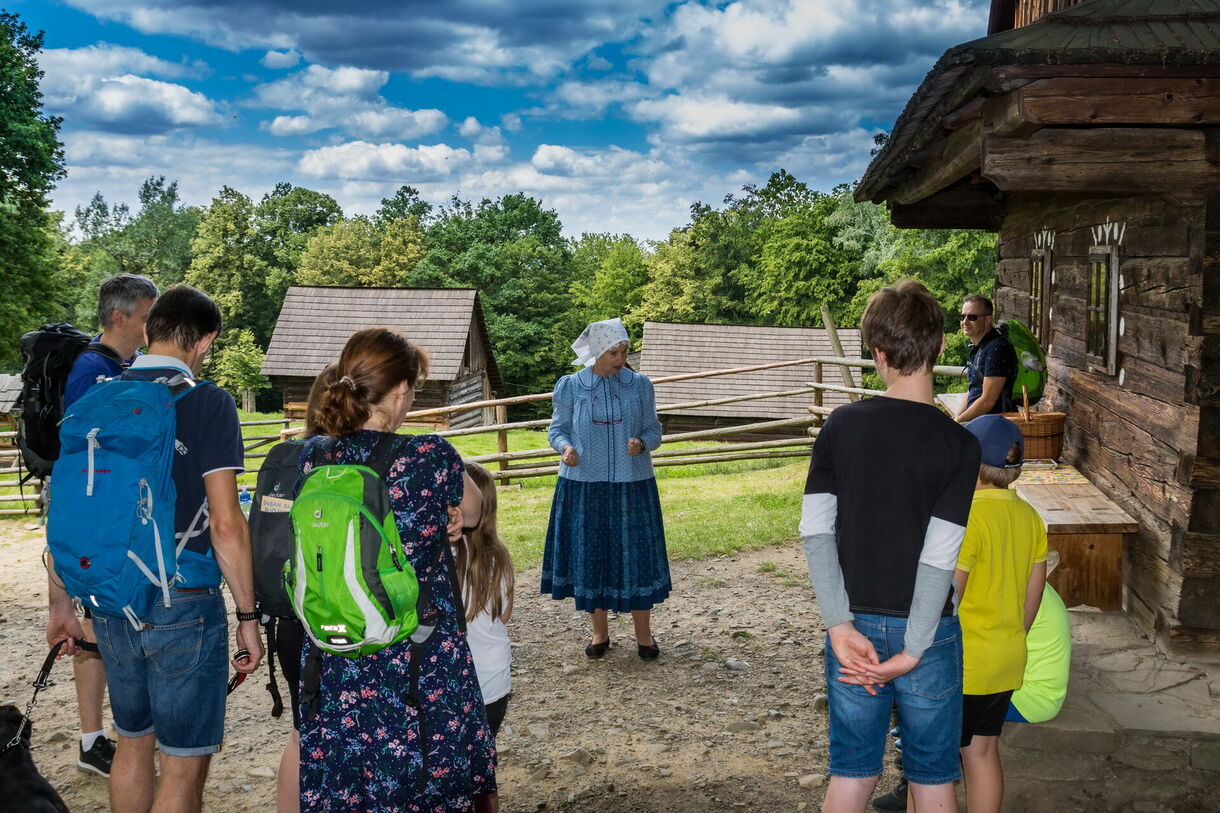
[956,415,1047,813]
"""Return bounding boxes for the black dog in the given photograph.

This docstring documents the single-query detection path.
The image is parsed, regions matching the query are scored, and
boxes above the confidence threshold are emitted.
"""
[0,704,69,813]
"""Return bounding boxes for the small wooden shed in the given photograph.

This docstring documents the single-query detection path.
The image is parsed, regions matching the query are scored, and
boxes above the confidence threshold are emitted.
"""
[857,0,1220,653]
[0,374,20,435]
[262,286,502,429]
[639,321,860,437]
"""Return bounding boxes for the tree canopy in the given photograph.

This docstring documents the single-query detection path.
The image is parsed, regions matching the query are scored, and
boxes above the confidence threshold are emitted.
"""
[0,12,67,368]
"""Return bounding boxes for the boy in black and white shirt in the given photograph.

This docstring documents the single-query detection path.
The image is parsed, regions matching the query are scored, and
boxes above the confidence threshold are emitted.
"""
[801,280,979,812]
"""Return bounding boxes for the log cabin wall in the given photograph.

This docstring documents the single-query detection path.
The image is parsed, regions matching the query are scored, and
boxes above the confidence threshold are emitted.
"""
[1013,0,1083,27]
[994,191,1214,649]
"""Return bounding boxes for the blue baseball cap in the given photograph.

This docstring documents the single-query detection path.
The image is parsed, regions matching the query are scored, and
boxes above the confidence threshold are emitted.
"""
[965,414,1024,468]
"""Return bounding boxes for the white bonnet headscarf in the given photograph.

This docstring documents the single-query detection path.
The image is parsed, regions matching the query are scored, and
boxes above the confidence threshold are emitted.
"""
[571,317,629,367]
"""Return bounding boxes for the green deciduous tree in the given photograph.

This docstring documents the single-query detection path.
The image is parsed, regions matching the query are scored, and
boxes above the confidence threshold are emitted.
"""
[210,328,269,409]
[186,187,269,344]
[409,194,575,400]
[0,12,67,369]
[296,215,426,288]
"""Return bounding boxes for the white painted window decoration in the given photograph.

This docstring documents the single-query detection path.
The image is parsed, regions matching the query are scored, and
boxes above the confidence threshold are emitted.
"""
[1029,227,1055,342]
[1086,218,1125,377]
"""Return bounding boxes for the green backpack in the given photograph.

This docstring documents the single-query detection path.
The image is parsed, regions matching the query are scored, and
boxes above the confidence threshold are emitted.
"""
[1001,319,1048,406]
[286,435,421,658]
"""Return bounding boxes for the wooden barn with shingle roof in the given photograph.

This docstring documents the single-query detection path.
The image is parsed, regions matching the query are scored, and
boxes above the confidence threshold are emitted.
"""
[639,321,860,436]
[262,286,501,429]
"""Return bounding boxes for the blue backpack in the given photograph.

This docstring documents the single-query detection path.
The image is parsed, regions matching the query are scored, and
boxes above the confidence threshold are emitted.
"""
[48,375,202,629]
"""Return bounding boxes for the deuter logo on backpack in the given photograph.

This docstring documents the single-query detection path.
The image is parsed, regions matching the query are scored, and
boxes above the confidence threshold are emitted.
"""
[48,375,201,629]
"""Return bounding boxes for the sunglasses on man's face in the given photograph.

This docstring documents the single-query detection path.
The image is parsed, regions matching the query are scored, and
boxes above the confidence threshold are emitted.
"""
[959,313,988,322]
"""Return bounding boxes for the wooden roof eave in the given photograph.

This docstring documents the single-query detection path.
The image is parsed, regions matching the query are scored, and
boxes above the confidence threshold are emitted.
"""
[859,0,1220,205]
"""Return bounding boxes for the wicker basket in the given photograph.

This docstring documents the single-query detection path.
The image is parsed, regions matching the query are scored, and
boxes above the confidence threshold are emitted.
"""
[1002,387,1066,461]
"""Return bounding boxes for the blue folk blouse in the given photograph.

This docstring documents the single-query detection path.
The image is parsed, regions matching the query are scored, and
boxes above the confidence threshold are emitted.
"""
[548,367,663,483]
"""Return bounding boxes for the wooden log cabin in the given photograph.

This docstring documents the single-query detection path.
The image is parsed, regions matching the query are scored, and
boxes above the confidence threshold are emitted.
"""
[856,0,1220,654]
[261,286,502,429]
[640,321,860,438]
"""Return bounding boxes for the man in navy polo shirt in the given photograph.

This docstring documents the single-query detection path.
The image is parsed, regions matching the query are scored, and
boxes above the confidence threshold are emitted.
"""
[955,294,1017,423]
[47,273,158,779]
[49,284,263,813]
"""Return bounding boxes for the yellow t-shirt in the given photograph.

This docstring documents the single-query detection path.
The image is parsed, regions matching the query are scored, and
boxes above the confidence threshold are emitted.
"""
[957,488,1048,695]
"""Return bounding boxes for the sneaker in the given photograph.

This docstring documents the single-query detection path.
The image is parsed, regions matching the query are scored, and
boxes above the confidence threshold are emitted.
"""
[78,736,116,778]
[871,779,907,812]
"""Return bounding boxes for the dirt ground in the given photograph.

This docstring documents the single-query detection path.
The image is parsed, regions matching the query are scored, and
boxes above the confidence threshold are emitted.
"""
[5,517,1215,812]
[0,518,849,811]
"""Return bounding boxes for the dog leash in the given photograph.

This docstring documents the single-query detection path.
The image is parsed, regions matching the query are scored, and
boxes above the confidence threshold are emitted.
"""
[1,640,96,756]
[4,641,249,756]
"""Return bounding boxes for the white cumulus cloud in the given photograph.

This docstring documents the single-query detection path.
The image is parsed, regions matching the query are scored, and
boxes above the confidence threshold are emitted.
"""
[261,48,301,69]
[297,141,473,181]
[252,65,447,141]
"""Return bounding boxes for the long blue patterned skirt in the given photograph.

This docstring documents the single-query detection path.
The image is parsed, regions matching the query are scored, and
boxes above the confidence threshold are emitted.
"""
[541,476,671,612]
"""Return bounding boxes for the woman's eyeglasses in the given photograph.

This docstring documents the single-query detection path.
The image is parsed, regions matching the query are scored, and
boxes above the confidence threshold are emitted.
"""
[591,389,623,425]
[959,313,987,322]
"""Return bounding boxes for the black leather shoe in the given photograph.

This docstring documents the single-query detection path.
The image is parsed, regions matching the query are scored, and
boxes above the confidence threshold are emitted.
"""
[637,636,660,660]
[871,779,907,811]
[585,637,610,659]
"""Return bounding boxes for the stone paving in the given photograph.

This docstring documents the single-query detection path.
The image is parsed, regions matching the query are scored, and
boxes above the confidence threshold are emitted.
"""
[1000,609,1220,812]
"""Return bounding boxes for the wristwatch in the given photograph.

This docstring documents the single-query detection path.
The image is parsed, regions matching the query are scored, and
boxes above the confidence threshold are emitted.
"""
[235,610,260,622]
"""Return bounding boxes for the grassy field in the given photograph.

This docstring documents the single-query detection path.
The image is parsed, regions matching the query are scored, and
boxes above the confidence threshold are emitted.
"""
[1,410,810,570]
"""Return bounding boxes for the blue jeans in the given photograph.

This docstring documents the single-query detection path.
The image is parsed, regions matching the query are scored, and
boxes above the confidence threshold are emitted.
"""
[825,613,963,785]
[92,588,228,756]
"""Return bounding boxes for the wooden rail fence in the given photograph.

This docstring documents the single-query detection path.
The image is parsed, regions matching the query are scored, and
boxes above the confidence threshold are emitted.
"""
[0,356,967,513]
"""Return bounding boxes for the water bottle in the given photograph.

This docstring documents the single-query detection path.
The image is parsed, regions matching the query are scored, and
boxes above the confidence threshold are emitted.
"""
[239,485,252,518]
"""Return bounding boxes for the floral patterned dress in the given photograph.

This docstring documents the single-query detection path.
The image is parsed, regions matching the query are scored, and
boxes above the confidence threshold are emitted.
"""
[298,430,497,812]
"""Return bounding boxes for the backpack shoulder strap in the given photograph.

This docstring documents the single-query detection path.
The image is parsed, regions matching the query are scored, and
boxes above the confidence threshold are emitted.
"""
[82,343,127,368]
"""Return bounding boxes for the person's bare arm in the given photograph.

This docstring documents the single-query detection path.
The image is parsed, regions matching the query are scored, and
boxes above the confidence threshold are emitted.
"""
[954,568,969,605]
[205,469,263,673]
[956,376,1007,422]
[458,470,482,529]
[1024,560,1048,632]
[46,553,86,656]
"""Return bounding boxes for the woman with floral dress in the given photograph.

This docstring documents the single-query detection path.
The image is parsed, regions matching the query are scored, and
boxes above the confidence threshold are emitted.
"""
[298,327,496,812]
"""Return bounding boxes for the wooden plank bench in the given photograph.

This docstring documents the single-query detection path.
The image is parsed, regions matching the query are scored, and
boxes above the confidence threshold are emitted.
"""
[1014,478,1138,611]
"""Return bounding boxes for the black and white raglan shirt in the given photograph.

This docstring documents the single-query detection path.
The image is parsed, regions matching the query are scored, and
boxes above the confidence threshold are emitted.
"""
[800,396,980,659]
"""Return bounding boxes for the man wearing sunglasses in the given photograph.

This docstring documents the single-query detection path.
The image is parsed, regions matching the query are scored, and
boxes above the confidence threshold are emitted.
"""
[955,295,1017,422]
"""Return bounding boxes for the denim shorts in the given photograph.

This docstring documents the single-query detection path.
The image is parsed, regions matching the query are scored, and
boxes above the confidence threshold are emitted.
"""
[824,613,962,785]
[92,588,228,757]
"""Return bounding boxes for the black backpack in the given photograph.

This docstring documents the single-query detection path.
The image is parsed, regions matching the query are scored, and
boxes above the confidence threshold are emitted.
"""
[250,439,306,618]
[15,323,124,482]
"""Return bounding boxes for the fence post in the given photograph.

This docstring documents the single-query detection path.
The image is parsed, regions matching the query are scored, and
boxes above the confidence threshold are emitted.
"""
[495,405,509,473]
[813,362,824,428]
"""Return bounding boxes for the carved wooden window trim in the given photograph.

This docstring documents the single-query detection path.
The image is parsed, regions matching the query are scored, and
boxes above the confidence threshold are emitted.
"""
[1029,248,1053,343]
[1086,245,1119,376]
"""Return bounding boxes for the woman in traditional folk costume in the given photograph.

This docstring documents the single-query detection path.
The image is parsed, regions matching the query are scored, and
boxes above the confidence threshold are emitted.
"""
[542,318,671,660]
[297,328,496,812]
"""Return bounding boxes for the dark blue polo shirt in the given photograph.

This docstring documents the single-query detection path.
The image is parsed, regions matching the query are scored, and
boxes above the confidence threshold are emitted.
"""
[966,329,1017,414]
[122,355,244,588]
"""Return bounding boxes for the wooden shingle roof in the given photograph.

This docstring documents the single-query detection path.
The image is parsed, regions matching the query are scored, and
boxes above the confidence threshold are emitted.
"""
[639,322,861,421]
[858,0,1220,202]
[0,374,21,414]
[262,287,494,383]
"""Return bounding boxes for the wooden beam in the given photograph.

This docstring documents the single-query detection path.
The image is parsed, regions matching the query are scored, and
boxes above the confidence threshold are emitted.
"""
[988,78,1220,138]
[943,97,986,130]
[892,119,982,205]
[982,127,1220,193]
[985,64,1220,94]
[889,185,1005,231]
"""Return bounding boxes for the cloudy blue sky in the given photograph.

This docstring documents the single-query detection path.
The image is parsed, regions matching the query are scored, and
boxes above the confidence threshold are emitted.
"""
[21,0,989,240]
